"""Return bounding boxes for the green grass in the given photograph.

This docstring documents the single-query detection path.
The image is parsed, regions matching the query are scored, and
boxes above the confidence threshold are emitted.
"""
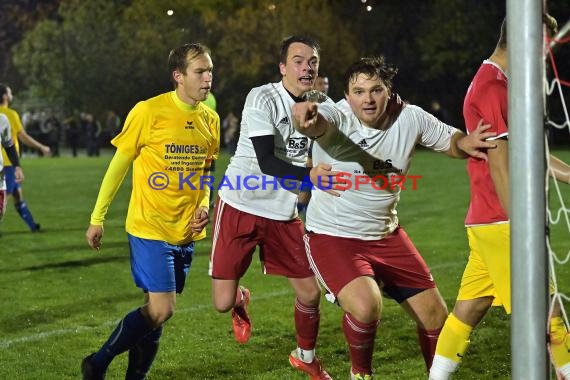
[0,148,569,379]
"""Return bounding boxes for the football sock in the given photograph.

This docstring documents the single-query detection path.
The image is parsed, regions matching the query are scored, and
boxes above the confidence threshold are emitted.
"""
[294,298,320,362]
[91,308,154,371]
[15,201,38,231]
[429,355,459,380]
[429,313,472,380]
[435,313,472,363]
[125,326,163,380]
[343,312,378,376]
[550,317,570,373]
[417,327,442,371]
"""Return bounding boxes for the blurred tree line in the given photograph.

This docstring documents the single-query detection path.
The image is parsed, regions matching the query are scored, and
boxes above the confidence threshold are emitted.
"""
[1,0,569,129]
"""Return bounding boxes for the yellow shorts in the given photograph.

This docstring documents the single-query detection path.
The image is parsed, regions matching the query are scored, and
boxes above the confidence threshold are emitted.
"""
[458,223,511,314]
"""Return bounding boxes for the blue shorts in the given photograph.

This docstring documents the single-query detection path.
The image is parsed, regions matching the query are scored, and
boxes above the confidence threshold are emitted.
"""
[128,234,195,293]
[4,166,20,194]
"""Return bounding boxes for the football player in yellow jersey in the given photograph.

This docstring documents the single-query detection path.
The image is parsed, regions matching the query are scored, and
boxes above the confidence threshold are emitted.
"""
[82,43,220,380]
[0,83,50,232]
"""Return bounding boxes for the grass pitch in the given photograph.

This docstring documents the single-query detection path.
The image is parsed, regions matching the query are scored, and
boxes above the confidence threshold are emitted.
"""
[0,148,568,379]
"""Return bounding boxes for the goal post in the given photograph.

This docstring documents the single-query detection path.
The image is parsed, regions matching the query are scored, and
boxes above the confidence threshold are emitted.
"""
[508,0,550,379]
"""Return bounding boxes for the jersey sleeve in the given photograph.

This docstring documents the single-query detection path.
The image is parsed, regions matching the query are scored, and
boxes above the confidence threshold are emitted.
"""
[89,150,132,225]
[471,81,508,139]
[242,89,276,138]
[314,100,343,142]
[111,101,152,157]
[413,106,457,152]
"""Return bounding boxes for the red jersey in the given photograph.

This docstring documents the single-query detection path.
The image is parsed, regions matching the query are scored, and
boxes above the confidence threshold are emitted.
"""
[464,60,509,225]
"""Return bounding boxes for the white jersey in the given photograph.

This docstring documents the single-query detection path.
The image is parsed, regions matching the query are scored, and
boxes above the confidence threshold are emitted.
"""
[219,81,333,220]
[335,98,352,116]
[0,114,14,190]
[306,103,458,240]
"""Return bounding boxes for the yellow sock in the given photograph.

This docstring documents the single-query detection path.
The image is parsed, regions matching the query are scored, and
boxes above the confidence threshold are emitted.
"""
[550,317,570,369]
[435,313,473,363]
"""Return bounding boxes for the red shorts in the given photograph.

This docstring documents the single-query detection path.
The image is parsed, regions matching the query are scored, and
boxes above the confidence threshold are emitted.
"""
[209,197,314,279]
[0,189,6,220]
[305,226,436,303]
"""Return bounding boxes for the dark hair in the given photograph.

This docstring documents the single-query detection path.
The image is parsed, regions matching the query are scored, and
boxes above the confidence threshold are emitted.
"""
[343,56,398,94]
[168,43,211,86]
[0,83,8,98]
[279,35,320,64]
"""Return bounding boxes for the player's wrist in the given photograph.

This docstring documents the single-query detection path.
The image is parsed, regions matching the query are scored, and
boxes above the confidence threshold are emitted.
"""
[89,216,104,226]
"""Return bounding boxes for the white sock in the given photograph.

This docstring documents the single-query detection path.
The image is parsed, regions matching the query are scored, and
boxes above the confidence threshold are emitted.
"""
[559,363,570,380]
[429,354,459,380]
[296,347,315,363]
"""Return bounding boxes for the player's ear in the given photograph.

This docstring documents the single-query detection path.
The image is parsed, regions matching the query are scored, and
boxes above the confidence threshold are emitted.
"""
[279,62,286,76]
[172,70,183,86]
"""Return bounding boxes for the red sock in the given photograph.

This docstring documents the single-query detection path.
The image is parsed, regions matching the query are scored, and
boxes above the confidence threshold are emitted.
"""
[295,299,320,350]
[343,313,378,375]
[417,327,441,371]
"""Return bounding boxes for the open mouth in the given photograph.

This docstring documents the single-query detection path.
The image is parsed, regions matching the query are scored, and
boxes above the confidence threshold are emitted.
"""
[299,75,313,86]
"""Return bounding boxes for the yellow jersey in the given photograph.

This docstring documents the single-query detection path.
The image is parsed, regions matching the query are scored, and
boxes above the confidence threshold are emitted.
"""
[0,106,23,166]
[113,91,220,244]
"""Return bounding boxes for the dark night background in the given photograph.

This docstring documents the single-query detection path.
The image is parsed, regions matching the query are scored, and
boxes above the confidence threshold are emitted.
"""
[0,0,568,144]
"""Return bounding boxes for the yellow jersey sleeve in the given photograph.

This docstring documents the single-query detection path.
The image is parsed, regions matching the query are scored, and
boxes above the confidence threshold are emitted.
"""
[90,150,133,225]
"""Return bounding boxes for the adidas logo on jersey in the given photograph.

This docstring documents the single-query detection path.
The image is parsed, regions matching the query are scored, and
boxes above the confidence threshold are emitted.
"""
[185,121,194,129]
[278,116,289,125]
[358,138,368,147]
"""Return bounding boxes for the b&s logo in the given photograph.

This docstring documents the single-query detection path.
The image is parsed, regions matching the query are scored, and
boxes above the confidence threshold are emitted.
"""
[287,137,308,150]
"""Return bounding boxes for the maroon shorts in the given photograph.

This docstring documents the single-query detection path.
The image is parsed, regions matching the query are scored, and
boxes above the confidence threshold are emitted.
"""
[0,189,6,221]
[210,197,314,279]
[304,226,436,303]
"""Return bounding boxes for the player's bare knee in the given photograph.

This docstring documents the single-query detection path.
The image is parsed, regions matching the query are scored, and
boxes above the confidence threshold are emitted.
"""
[297,286,321,307]
[453,297,492,326]
[289,277,322,306]
[419,304,448,330]
[213,299,234,313]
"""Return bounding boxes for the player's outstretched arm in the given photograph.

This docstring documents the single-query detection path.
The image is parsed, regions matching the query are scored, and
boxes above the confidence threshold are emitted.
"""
[549,155,570,184]
[449,120,497,160]
[18,129,51,156]
[292,101,330,139]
